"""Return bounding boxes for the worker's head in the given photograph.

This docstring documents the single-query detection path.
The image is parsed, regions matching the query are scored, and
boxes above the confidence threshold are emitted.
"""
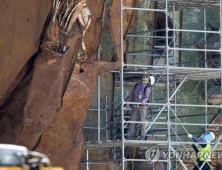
[141,74,149,84]
[141,74,155,85]
[201,132,215,142]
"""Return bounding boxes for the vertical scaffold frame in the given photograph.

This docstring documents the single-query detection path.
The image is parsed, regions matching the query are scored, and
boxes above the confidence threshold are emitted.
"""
[82,0,222,170]
[120,0,222,170]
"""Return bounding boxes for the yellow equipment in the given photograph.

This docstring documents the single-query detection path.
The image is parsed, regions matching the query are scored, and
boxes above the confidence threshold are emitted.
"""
[0,144,64,170]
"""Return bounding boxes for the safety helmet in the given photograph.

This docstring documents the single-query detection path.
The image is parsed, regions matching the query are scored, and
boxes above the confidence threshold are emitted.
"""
[149,76,155,85]
[201,132,215,142]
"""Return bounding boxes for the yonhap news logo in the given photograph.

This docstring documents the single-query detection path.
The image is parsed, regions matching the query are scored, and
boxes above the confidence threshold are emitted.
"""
[145,147,160,163]
[145,146,222,163]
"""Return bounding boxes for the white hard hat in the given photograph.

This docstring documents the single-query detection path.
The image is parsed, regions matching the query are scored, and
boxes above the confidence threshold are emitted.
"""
[210,132,215,140]
[149,76,155,85]
[201,132,215,142]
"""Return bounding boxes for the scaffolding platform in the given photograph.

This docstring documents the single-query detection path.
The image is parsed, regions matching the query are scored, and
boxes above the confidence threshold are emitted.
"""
[84,140,222,151]
[116,66,221,82]
[145,0,221,11]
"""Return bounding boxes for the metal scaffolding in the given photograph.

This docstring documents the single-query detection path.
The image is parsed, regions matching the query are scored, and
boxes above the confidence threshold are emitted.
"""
[83,0,222,170]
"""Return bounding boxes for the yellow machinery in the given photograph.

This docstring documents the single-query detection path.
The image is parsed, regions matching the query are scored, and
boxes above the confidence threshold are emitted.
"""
[0,144,64,170]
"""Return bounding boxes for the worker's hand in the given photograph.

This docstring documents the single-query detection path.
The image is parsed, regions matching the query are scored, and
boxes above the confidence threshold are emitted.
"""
[188,134,192,138]
[142,101,146,106]
[126,104,130,108]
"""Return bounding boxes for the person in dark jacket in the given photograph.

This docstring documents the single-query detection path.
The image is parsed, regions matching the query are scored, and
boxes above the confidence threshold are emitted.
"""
[188,132,215,170]
[126,74,154,140]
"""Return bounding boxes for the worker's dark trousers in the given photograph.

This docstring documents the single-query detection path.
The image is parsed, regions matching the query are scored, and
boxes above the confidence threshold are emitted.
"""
[127,106,148,140]
[193,161,211,170]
